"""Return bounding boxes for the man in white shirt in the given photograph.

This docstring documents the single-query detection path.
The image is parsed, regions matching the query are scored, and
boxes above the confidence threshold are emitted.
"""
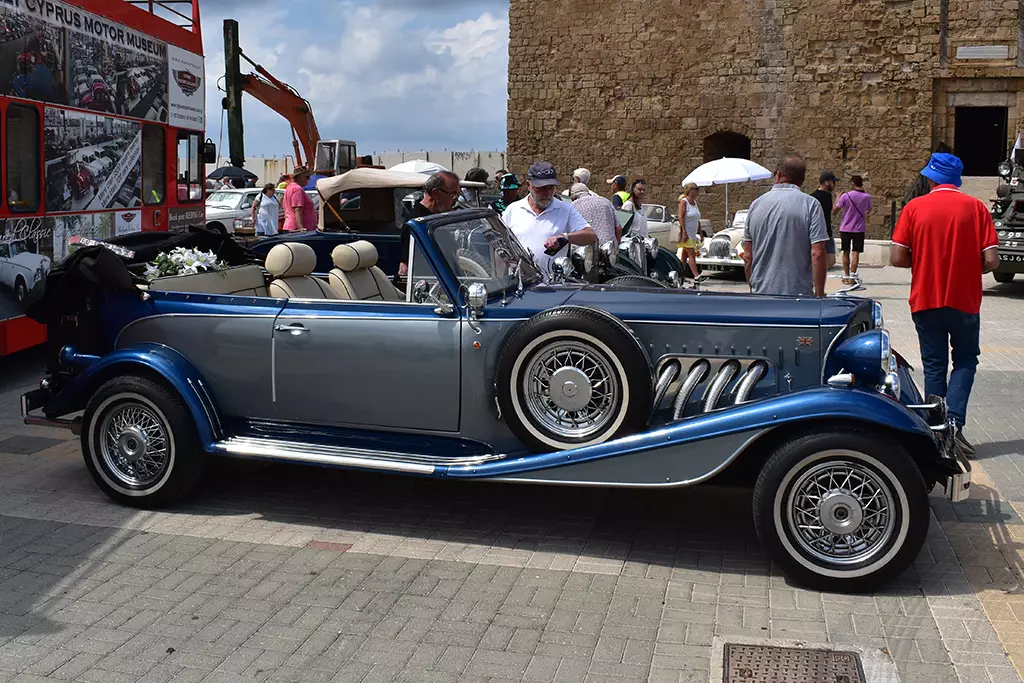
[502,162,597,280]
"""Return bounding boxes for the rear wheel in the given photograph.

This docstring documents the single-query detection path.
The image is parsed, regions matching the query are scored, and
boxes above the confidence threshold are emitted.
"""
[14,276,27,303]
[752,429,928,592]
[82,375,206,508]
[993,272,1015,284]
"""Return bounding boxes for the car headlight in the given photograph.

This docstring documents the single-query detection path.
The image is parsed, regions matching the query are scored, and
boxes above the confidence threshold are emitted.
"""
[872,301,884,329]
[999,161,1014,178]
[729,247,738,258]
[600,240,618,266]
[572,244,595,274]
[699,245,709,257]
[644,236,659,258]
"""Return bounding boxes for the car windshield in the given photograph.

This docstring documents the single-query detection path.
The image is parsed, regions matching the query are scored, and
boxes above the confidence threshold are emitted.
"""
[426,214,542,295]
[9,241,25,256]
[643,205,665,221]
[206,192,239,209]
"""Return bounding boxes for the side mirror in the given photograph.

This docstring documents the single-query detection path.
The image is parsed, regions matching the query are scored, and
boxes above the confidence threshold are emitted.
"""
[550,256,571,283]
[466,282,487,318]
[202,139,217,165]
[412,280,429,303]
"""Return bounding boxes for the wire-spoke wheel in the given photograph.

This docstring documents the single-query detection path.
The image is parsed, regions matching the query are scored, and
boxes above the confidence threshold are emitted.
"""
[99,402,171,488]
[82,375,206,508]
[786,456,896,566]
[497,307,652,452]
[753,430,928,592]
[522,340,620,441]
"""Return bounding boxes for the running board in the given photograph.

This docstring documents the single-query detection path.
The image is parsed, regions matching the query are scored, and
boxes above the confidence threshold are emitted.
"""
[215,436,507,475]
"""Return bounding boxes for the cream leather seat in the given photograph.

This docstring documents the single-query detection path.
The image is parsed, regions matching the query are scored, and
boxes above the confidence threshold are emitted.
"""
[266,243,338,299]
[328,241,402,301]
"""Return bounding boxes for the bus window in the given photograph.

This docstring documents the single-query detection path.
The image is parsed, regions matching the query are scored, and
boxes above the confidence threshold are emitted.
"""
[6,105,40,213]
[143,125,165,206]
[176,131,202,202]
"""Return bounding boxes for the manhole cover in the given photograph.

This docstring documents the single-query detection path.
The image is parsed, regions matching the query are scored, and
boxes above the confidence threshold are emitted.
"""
[724,644,865,683]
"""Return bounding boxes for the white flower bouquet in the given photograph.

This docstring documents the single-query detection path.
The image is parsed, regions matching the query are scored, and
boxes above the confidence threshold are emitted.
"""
[144,247,228,280]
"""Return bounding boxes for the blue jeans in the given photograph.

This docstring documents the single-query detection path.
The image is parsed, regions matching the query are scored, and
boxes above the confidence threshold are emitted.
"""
[912,307,981,427]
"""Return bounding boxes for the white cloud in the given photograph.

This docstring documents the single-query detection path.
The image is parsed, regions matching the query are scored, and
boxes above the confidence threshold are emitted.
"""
[201,2,509,158]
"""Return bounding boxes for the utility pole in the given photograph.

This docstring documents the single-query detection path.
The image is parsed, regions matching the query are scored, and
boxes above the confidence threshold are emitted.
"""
[223,19,244,168]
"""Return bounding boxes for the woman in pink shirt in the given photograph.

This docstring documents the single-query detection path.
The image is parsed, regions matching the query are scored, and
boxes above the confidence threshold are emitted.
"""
[282,166,316,232]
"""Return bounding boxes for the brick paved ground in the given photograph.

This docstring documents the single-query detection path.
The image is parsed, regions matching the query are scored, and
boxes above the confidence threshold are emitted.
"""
[0,268,1022,683]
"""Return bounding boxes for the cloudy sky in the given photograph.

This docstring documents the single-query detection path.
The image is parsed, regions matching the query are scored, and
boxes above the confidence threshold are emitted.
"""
[199,0,510,158]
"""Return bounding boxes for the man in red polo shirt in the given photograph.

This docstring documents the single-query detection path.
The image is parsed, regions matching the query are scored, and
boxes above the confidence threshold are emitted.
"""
[890,152,1000,455]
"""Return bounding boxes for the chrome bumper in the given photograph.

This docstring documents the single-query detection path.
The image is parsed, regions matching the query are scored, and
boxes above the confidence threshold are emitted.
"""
[695,256,744,268]
[911,396,971,503]
[21,388,80,434]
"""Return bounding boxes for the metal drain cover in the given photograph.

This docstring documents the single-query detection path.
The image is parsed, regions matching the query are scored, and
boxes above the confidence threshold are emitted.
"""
[724,643,865,682]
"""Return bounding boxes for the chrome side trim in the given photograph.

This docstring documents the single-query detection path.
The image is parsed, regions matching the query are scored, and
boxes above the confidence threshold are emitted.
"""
[216,436,506,473]
[628,320,840,329]
[490,429,767,488]
[820,322,849,382]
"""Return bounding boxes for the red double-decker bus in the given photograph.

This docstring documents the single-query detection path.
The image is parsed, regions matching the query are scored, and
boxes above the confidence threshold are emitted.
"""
[0,0,206,355]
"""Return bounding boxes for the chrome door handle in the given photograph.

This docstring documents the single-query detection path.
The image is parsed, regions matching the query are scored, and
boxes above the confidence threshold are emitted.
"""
[274,324,309,336]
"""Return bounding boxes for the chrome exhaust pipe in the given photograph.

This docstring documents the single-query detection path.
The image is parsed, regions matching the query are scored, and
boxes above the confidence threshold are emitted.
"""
[652,360,681,413]
[702,360,741,413]
[733,361,768,405]
[672,359,711,421]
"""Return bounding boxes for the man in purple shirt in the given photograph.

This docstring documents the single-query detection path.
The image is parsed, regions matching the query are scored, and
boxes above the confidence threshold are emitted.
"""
[834,175,873,284]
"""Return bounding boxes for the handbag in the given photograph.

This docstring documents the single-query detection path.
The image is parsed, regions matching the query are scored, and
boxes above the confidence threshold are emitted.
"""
[669,222,682,244]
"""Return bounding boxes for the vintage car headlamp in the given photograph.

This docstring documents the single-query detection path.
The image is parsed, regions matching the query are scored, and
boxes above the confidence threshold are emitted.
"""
[572,245,595,274]
[600,240,618,266]
[998,161,1014,178]
[699,245,709,257]
[825,329,890,387]
[872,301,884,329]
[729,247,738,258]
[644,236,659,259]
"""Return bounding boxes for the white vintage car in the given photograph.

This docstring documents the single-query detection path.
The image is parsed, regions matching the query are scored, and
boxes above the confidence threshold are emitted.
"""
[0,240,52,303]
[697,209,748,272]
[642,204,677,244]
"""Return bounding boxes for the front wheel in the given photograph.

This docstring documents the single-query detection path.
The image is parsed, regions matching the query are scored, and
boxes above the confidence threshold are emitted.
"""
[752,430,928,592]
[81,375,206,508]
[993,272,1015,284]
[14,276,26,303]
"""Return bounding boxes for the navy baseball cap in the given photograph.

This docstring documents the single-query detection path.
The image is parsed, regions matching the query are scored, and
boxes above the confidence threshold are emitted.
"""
[819,170,839,183]
[527,162,560,187]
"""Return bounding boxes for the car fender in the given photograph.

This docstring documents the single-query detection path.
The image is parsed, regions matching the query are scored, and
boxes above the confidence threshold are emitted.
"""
[44,343,222,450]
[446,386,936,480]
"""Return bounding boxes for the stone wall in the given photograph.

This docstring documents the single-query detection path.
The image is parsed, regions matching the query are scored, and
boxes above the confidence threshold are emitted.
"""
[507,0,1024,238]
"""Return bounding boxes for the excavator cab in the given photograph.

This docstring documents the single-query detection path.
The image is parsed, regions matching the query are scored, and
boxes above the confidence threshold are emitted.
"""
[314,140,357,176]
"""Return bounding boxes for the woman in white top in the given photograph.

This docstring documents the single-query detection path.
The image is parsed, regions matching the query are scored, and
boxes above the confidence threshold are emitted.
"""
[677,183,701,278]
[251,184,280,237]
[620,179,649,238]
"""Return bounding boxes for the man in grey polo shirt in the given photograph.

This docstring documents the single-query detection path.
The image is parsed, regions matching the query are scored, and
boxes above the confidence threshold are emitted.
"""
[741,154,830,297]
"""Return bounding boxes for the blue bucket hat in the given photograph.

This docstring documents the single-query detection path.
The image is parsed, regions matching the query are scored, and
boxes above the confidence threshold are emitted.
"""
[920,153,963,188]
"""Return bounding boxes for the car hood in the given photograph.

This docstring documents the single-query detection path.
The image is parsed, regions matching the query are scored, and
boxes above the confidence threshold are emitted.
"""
[205,206,240,220]
[707,228,744,246]
[564,285,867,327]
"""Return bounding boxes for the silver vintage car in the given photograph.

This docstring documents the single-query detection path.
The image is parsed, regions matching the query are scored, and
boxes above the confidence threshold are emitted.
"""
[22,209,969,592]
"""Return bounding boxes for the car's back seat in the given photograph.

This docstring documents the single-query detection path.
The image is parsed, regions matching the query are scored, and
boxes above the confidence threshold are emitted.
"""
[149,264,268,297]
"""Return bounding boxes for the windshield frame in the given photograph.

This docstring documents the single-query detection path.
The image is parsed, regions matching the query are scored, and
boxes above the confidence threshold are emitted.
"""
[410,209,543,304]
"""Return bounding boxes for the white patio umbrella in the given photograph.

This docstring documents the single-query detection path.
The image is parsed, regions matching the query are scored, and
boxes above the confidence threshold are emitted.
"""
[681,157,773,228]
[388,159,450,175]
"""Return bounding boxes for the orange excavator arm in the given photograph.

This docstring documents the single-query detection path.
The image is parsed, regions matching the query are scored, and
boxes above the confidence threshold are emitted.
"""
[237,51,320,169]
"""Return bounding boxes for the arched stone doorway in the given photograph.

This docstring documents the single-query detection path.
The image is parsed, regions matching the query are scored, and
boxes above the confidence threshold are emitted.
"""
[703,131,752,162]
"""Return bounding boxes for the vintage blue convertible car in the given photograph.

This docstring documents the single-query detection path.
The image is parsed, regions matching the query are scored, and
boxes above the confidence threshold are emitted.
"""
[22,210,970,591]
